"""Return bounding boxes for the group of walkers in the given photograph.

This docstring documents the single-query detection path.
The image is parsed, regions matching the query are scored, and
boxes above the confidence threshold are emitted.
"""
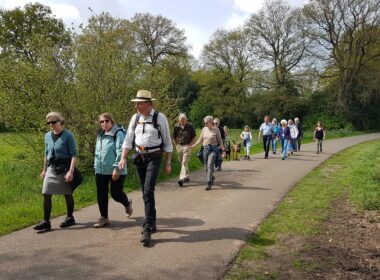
[33,90,326,245]
[240,116,326,161]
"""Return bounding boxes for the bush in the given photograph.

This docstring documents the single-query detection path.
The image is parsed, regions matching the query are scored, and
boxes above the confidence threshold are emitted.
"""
[302,113,354,130]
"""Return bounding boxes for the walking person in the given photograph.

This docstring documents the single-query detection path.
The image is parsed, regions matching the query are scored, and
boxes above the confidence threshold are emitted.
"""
[288,119,299,156]
[213,118,225,171]
[190,116,225,191]
[277,119,291,160]
[119,90,172,245]
[240,125,253,159]
[33,112,78,231]
[258,116,274,159]
[93,113,133,228]
[314,121,326,154]
[295,117,303,151]
[271,118,280,154]
[173,113,196,187]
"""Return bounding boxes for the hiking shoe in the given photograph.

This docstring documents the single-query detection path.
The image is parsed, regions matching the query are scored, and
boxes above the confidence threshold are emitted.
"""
[94,217,109,228]
[60,216,75,228]
[183,178,190,183]
[177,180,184,187]
[216,167,221,171]
[205,181,212,190]
[125,200,133,217]
[33,220,51,231]
[140,230,151,244]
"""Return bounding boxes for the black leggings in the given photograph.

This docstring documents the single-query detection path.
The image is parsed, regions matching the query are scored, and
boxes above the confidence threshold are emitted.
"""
[96,174,130,218]
[43,194,74,221]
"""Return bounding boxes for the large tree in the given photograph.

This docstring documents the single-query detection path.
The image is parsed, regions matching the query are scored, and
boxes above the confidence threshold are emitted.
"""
[304,0,380,116]
[246,0,310,91]
[130,13,188,66]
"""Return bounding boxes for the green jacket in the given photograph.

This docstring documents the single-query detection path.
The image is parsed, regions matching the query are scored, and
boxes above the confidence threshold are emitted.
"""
[94,125,127,175]
[45,130,77,160]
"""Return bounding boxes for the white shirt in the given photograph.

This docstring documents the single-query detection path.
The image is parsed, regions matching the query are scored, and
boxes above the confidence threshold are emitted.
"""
[122,109,173,153]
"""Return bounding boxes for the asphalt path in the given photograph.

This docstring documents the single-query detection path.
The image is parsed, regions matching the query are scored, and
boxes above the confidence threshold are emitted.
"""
[1,133,379,280]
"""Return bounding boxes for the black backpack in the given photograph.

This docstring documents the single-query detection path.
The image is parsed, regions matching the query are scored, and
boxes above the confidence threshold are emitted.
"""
[132,110,163,151]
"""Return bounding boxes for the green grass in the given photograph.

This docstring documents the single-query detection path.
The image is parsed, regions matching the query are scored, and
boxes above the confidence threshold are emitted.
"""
[224,138,380,279]
[0,130,375,236]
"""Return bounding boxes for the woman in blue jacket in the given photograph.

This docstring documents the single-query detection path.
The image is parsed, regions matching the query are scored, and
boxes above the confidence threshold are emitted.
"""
[93,113,133,228]
[33,112,78,231]
[277,119,291,160]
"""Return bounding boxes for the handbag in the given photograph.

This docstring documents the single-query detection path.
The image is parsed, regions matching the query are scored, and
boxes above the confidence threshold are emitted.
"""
[69,168,83,192]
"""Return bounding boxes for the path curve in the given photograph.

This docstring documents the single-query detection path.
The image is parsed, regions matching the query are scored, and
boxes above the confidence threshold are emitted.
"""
[1,133,379,280]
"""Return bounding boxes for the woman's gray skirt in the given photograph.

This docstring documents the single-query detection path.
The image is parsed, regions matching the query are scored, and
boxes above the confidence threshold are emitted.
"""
[42,167,72,195]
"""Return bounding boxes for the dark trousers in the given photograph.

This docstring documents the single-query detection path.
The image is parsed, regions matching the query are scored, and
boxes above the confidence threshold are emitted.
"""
[96,174,130,218]
[135,156,162,229]
[263,135,272,157]
[297,138,302,151]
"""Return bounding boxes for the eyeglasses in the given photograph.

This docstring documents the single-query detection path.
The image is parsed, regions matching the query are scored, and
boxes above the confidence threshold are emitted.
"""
[46,120,58,125]
[100,119,110,124]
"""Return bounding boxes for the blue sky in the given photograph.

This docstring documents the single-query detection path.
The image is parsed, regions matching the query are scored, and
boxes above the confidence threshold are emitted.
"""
[0,0,308,58]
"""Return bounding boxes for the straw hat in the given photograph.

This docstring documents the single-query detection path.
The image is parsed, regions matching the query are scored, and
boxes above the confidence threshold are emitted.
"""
[131,90,156,102]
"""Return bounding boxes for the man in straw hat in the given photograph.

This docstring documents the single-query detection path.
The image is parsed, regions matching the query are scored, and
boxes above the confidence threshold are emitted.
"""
[119,90,173,245]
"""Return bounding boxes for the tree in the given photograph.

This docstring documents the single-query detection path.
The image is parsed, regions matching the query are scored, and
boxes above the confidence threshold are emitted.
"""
[304,0,380,116]
[246,0,310,91]
[0,3,71,62]
[202,28,255,84]
[130,13,188,66]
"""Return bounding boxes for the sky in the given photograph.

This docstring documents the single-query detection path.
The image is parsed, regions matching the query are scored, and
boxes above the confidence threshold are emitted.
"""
[0,0,309,58]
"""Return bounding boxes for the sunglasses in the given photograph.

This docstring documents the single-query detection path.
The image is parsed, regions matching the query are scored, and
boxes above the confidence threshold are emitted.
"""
[100,119,110,124]
[46,120,58,125]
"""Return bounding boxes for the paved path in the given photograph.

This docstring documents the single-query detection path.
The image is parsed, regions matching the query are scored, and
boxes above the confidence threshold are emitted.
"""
[1,134,379,280]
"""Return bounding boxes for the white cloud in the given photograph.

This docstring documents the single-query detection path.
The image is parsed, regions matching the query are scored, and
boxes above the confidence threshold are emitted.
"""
[233,0,263,13]
[225,12,249,30]
[1,0,80,20]
[49,3,80,20]
[178,22,208,59]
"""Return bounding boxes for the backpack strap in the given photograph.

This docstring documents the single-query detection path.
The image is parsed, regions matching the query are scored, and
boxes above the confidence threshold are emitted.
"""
[132,111,163,151]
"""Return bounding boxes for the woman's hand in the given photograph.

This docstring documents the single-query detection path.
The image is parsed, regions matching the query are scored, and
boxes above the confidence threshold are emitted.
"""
[40,170,46,180]
[112,169,120,181]
[65,170,74,183]
[221,151,226,159]
[118,159,125,170]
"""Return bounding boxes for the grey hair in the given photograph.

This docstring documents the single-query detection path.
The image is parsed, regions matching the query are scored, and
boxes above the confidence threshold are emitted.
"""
[46,112,64,124]
[178,113,187,120]
[294,117,299,122]
[272,118,277,124]
[280,119,287,125]
[204,116,213,124]
[288,119,294,125]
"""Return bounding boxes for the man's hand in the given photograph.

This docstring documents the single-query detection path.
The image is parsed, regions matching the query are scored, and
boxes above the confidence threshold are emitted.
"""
[164,164,171,175]
[112,169,120,181]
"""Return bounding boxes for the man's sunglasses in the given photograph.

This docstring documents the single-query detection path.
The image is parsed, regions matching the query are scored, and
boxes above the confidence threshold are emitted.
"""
[100,119,110,124]
[46,120,58,125]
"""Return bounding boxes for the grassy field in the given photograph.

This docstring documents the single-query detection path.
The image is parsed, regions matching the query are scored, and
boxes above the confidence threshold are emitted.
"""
[223,138,380,280]
[0,129,369,236]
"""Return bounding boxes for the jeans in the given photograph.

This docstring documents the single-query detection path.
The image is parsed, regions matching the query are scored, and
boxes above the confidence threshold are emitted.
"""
[297,138,302,151]
[96,174,130,218]
[135,156,162,229]
[290,138,297,151]
[316,139,323,153]
[244,140,252,156]
[263,135,272,157]
[281,138,289,159]
[176,145,191,180]
[203,146,218,183]
[272,138,277,152]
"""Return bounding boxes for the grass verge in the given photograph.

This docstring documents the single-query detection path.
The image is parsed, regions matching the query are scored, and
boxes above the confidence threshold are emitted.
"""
[223,138,380,280]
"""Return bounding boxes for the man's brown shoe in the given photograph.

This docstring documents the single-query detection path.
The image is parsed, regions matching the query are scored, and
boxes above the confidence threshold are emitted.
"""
[94,217,109,228]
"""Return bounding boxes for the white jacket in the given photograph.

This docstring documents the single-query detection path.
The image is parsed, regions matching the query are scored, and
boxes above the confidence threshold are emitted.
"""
[289,125,299,139]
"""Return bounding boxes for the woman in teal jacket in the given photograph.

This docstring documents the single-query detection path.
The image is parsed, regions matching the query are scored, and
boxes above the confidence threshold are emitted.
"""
[93,113,133,228]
